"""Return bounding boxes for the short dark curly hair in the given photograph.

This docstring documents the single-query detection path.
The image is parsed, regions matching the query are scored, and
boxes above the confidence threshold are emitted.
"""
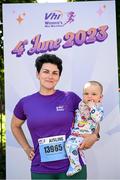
[35,54,63,76]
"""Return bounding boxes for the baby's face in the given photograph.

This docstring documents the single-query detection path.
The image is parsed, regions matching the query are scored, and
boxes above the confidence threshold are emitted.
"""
[83,84,103,104]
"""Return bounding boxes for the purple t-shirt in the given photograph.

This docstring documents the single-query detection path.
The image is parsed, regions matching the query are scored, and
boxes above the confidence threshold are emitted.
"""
[14,90,81,173]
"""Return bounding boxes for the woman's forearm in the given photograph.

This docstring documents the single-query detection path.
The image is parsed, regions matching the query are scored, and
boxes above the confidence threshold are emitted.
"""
[94,123,100,140]
[11,125,31,151]
[11,115,35,160]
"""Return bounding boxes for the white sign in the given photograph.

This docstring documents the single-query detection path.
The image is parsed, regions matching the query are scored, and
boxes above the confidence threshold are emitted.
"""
[3,1,120,179]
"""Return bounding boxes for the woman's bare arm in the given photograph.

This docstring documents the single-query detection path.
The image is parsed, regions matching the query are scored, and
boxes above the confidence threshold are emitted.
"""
[80,124,100,150]
[11,115,35,160]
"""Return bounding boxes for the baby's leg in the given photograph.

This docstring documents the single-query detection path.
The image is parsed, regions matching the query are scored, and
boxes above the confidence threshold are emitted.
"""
[65,135,82,176]
[79,149,86,165]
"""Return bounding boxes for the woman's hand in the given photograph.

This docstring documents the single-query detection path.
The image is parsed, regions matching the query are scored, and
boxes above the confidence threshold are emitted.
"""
[79,133,98,150]
[24,146,35,160]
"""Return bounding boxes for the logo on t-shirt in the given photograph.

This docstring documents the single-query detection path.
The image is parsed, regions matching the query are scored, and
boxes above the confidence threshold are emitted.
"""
[56,105,64,111]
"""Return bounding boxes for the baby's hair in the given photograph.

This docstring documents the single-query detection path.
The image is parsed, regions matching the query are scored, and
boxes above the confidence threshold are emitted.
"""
[84,81,103,94]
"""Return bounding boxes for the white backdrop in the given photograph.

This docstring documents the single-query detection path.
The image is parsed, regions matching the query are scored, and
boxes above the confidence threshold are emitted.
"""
[3,1,120,179]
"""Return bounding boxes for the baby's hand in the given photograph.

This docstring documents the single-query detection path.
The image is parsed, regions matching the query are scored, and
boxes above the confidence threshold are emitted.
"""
[87,100,95,108]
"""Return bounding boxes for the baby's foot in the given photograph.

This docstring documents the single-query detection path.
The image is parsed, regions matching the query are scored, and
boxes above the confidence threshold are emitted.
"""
[66,165,81,176]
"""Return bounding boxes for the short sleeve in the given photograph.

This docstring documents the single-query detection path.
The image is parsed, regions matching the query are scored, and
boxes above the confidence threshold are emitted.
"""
[72,92,81,111]
[13,99,26,120]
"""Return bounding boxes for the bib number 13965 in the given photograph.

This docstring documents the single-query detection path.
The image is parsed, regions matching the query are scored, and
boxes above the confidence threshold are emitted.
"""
[44,144,62,153]
[38,135,67,162]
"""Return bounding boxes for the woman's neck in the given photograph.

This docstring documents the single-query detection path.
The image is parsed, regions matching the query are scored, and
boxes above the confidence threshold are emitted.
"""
[39,88,56,96]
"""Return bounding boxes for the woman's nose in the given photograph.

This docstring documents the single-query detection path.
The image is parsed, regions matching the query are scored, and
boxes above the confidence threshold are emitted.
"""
[48,73,53,78]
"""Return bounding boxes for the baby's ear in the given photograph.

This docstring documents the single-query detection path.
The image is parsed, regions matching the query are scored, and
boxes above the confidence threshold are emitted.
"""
[99,95,103,102]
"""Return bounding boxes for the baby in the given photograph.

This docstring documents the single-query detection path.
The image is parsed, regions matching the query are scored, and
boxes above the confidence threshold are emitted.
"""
[65,81,104,176]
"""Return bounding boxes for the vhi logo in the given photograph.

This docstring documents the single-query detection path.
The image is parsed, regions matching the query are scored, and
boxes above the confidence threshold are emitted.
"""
[45,10,63,20]
[44,10,75,27]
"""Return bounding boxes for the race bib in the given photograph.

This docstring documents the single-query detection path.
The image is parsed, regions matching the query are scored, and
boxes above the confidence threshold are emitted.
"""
[38,135,67,162]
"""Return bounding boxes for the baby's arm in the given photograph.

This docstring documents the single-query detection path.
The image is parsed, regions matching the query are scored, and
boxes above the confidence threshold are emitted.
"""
[90,105,104,123]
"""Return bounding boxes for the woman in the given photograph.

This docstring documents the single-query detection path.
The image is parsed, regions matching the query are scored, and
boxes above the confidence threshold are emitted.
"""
[11,54,99,179]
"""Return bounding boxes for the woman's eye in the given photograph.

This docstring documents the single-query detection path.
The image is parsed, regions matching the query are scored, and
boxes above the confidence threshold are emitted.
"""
[43,70,49,74]
[53,72,59,75]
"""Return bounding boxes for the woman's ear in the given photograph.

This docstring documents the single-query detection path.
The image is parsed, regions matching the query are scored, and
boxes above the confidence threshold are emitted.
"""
[36,71,39,80]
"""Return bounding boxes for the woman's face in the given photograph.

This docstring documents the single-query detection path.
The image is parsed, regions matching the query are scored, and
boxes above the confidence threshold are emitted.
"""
[37,63,60,91]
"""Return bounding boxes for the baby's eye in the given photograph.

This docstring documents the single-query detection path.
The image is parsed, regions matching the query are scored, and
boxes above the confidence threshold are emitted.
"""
[84,93,89,95]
